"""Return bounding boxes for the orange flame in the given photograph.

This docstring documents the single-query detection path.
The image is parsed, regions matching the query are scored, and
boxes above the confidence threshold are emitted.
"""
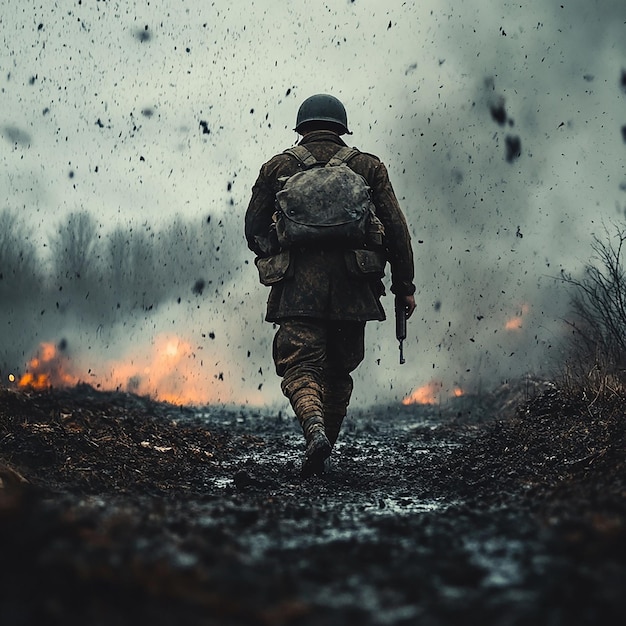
[16,334,234,405]
[101,335,212,405]
[505,303,530,330]
[402,380,465,405]
[402,380,442,405]
[18,342,80,390]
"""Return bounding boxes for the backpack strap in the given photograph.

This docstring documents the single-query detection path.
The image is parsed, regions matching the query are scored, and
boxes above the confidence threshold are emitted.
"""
[326,146,359,167]
[284,145,360,168]
[283,145,319,168]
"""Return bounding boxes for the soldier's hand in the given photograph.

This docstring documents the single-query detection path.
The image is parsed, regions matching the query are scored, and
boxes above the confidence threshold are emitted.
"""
[398,294,416,319]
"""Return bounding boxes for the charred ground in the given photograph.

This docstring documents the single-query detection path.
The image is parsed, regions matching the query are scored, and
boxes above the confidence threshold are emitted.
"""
[1,381,625,625]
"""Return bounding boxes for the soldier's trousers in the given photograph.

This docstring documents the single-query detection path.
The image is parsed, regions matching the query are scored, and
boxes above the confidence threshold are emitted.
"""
[273,318,366,445]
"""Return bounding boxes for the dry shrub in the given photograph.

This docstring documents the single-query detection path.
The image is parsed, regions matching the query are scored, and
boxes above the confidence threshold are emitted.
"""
[559,225,626,402]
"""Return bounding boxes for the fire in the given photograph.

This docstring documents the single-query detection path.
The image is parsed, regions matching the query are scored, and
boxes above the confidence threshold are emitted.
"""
[402,380,442,405]
[402,380,465,406]
[505,303,530,330]
[18,342,80,390]
[16,334,231,406]
[101,334,212,405]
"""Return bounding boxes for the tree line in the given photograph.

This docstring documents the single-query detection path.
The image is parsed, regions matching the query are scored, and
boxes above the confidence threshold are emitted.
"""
[0,208,220,326]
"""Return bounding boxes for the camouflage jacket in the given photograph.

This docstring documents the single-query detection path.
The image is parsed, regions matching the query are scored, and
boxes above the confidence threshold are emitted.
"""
[245,130,416,322]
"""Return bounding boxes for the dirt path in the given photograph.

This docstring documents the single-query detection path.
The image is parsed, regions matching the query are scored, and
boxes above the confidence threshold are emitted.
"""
[1,386,625,625]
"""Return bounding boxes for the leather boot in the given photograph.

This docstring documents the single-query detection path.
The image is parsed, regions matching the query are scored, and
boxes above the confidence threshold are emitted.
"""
[282,375,331,478]
[300,414,331,478]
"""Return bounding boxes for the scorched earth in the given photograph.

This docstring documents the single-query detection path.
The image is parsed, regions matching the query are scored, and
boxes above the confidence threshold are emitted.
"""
[1,380,625,625]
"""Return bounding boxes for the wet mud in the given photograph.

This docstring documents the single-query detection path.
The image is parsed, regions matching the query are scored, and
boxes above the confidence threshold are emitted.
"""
[1,382,625,625]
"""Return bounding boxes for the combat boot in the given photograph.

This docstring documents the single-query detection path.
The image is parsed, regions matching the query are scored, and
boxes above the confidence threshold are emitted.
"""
[300,415,331,478]
[281,375,331,478]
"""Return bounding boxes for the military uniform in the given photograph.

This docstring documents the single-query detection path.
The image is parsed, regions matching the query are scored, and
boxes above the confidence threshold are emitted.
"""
[245,129,415,474]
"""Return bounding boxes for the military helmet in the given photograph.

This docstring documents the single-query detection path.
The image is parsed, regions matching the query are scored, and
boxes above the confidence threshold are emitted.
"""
[294,94,351,135]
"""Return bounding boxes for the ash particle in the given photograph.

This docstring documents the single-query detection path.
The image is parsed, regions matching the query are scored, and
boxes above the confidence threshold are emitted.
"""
[505,135,522,163]
[135,26,151,43]
[2,126,31,146]
[192,279,205,295]
[490,97,507,126]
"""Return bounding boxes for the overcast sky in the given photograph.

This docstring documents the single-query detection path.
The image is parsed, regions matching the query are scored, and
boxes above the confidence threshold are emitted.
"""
[1,0,625,407]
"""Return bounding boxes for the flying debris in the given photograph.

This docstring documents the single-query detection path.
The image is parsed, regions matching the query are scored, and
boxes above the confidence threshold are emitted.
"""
[192,279,205,295]
[505,135,522,163]
[135,25,152,42]
[2,126,32,146]
[489,96,507,126]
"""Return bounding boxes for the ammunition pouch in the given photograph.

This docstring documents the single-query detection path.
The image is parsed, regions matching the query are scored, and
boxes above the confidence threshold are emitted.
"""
[365,212,385,248]
[255,250,292,286]
[344,248,387,279]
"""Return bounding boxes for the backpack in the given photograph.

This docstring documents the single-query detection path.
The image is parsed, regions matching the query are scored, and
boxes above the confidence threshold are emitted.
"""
[274,145,380,248]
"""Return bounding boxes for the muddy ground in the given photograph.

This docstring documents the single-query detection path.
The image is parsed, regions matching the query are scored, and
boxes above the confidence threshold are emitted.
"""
[1,381,625,625]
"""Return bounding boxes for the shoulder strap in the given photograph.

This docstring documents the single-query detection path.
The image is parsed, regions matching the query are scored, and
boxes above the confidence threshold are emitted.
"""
[326,146,359,167]
[283,145,319,168]
[285,145,360,168]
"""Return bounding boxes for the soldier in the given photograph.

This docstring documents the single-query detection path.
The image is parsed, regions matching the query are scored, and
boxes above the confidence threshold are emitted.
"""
[245,94,416,478]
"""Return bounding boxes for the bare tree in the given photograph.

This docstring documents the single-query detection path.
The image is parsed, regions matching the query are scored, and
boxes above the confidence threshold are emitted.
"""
[560,225,626,396]
[50,211,99,283]
[106,226,131,294]
[129,226,161,309]
[0,208,42,301]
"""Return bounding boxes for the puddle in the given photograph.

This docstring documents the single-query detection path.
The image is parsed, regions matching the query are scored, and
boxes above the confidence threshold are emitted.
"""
[369,496,454,515]
[463,536,526,588]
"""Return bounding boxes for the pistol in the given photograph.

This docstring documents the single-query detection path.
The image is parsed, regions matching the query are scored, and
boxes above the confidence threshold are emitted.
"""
[395,299,407,365]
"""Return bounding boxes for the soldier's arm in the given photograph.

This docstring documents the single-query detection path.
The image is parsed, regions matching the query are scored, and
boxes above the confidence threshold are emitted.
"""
[245,166,276,257]
[369,161,416,300]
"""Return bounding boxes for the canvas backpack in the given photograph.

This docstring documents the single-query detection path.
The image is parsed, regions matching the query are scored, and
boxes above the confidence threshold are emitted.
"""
[274,145,380,248]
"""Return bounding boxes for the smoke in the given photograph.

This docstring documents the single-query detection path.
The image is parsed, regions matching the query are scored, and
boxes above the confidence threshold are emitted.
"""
[1,0,625,407]
[352,0,626,403]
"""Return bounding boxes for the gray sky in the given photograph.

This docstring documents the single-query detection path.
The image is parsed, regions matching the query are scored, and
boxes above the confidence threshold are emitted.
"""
[1,0,625,407]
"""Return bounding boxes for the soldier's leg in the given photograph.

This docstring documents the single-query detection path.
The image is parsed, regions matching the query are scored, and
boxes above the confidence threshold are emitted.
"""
[273,319,331,477]
[322,373,352,447]
[324,322,366,446]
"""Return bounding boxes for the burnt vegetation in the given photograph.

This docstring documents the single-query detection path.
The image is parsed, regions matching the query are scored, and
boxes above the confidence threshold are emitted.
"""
[559,225,626,400]
[1,378,626,624]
